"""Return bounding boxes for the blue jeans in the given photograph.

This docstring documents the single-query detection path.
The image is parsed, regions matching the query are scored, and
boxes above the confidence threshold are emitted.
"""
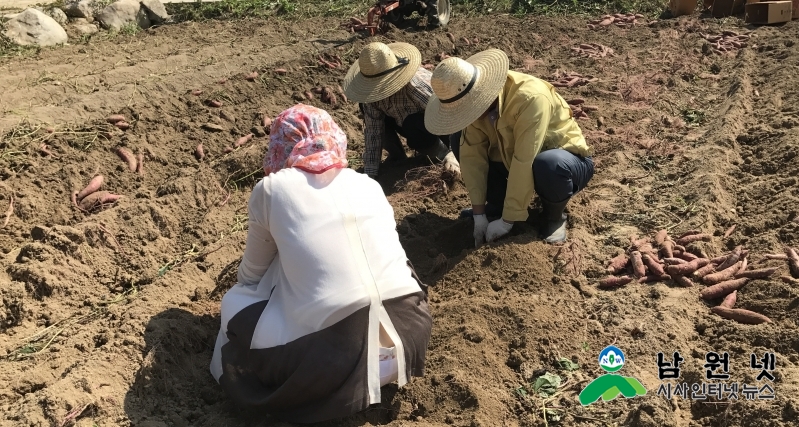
[450,132,594,207]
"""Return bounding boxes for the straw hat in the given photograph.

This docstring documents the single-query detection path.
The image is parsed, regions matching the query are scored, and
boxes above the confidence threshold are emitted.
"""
[424,49,509,135]
[342,42,422,104]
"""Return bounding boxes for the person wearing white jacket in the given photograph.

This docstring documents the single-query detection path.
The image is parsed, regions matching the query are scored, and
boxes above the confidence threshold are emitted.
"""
[209,104,432,424]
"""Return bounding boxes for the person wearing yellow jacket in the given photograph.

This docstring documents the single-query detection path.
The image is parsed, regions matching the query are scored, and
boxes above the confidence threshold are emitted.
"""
[424,49,594,244]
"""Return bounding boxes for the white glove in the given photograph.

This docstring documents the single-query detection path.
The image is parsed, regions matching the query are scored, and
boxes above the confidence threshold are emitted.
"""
[486,219,513,242]
[473,214,489,247]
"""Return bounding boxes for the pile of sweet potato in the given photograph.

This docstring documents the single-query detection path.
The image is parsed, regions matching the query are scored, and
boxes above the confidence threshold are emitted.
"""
[587,13,648,30]
[570,43,615,59]
[597,229,785,325]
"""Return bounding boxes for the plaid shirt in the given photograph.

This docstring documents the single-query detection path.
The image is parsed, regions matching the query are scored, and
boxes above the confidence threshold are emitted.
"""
[361,67,433,177]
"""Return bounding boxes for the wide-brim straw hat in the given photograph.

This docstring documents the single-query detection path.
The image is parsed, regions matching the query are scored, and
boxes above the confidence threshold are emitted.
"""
[342,42,422,104]
[424,49,509,135]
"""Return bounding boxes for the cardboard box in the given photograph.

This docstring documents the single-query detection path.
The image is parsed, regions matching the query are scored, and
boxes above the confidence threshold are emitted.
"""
[746,0,798,18]
[712,0,747,17]
[745,1,792,24]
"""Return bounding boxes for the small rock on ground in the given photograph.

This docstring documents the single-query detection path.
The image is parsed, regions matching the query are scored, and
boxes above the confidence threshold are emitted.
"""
[68,18,99,37]
[44,7,68,25]
[4,8,68,47]
[97,0,150,31]
[140,0,170,24]
[63,0,96,22]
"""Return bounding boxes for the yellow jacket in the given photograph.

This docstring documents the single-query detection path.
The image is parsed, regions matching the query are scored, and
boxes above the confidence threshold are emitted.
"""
[460,71,593,222]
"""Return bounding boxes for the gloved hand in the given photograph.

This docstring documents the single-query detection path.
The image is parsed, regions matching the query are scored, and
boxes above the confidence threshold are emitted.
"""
[486,219,513,242]
[473,214,489,247]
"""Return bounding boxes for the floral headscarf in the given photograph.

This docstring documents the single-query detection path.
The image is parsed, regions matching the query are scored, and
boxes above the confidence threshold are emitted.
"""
[263,104,349,175]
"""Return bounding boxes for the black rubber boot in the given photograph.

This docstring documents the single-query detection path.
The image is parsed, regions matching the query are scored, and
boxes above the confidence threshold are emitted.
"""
[540,197,569,243]
[383,131,406,162]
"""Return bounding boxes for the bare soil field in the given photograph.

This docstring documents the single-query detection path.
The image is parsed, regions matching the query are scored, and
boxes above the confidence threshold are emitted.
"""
[0,10,798,427]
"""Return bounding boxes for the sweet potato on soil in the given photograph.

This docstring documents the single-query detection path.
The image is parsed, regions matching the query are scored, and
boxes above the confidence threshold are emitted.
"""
[274,68,288,75]
[195,144,205,161]
[337,85,348,103]
[654,229,668,245]
[639,274,670,283]
[676,251,699,262]
[107,114,126,124]
[79,191,122,212]
[191,89,203,96]
[263,116,272,130]
[303,90,314,101]
[701,278,749,300]
[720,290,737,309]
[116,147,137,172]
[598,276,633,288]
[606,253,629,273]
[711,306,771,324]
[672,275,694,287]
[703,261,742,285]
[674,244,686,253]
[763,253,789,261]
[235,134,254,148]
[717,246,743,271]
[693,262,716,279]
[76,175,104,201]
[738,256,748,273]
[723,224,737,238]
[660,239,675,258]
[245,72,259,81]
[642,253,666,276]
[710,255,728,264]
[734,267,778,279]
[630,251,646,278]
[781,275,799,285]
[446,32,456,43]
[786,247,799,278]
[136,152,144,175]
[663,257,687,265]
[115,121,130,130]
[676,233,711,245]
[207,100,223,108]
[666,258,710,276]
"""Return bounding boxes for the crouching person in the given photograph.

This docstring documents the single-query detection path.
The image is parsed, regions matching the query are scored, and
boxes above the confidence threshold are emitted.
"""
[210,104,432,423]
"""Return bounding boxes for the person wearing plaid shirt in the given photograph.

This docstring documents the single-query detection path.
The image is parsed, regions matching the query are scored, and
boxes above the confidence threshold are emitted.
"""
[342,42,460,179]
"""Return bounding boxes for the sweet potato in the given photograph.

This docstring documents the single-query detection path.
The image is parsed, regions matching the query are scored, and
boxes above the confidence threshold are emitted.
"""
[462,37,471,45]
[717,246,743,271]
[786,247,799,278]
[710,306,771,324]
[666,258,710,276]
[446,32,456,43]
[723,224,737,238]
[116,147,137,172]
[195,144,205,161]
[136,152,144,175]
[735,267,778,279]
[107,114,126,124]
[263,116,272,129]
[703,261,742,285]
[598,276,633,288]
[693,263,716,279]
[115,121,130,131]
[630,251,646,278]
[663,257,687,265]
[675,251,699,262]
[274,68,288,75]
[337,85,348,103]
[672,275,694,287]
[710,255,728,264]
[642,253,666,276]
[660,239,675,258]
[677,230,702,239]
[191,89,203,96]
[781,275,799,285]
[224,146,234,153]
[738,256,748,273]
[606,253,629,273]
[763,253,789,261]
[654,229,668,245]
[76,175,104,201]
[303,91,314,101]
[245,71,258,81]
[79,191,122,211]
[676,233,711,245]
[720,290,737,309]
[701,278,749,300]
[235,134,254,148]
[674,244,686,253]
[207,100,223,108]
